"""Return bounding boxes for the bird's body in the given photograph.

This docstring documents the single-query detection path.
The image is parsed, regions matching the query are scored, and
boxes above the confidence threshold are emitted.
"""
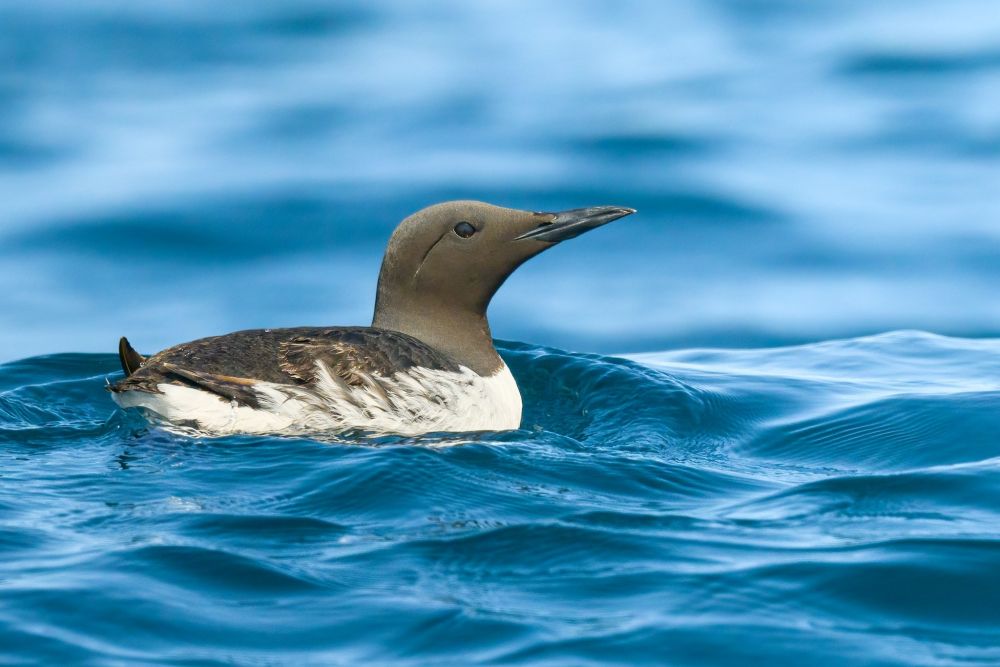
[111,327,521,436]
[110,201,634,436]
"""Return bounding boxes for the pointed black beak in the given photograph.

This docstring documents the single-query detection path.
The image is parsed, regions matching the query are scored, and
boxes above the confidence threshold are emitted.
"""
[515,206,636,243]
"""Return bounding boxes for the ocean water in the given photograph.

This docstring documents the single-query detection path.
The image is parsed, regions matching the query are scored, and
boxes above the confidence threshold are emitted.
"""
[2,0,1000,665]
[3,334,1000,664]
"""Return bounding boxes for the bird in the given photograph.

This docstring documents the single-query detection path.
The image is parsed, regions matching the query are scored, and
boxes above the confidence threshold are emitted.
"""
[110,200,635,436]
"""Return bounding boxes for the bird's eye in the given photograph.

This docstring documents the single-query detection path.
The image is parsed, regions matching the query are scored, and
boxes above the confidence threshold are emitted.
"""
[454,221,476,238]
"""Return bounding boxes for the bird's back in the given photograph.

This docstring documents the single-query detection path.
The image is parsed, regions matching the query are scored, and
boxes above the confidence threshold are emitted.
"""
[110,326,521,436]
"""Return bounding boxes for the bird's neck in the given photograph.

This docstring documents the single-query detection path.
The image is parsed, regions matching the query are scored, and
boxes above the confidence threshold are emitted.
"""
[372,297,503,377]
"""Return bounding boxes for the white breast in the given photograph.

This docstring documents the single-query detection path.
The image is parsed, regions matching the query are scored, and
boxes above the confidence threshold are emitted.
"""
[113,363,522,438]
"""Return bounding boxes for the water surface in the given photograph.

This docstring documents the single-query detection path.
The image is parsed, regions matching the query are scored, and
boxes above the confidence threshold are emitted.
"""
[2,333,999,664]
[1,0,998,359]
[2,1,999,664]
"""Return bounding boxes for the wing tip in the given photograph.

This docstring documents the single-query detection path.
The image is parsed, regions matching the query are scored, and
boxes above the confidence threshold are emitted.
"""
[118,337,146,376]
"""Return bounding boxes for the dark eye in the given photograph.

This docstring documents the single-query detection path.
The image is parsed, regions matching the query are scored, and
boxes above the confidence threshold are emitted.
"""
[453,221,476,238]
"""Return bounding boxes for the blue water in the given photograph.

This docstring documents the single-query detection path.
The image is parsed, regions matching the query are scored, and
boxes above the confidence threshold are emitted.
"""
[2,1,1000,664]
[4,335,1000,664]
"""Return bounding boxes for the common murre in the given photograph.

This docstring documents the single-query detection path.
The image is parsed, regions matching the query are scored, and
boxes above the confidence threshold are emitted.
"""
[110,201,635,436]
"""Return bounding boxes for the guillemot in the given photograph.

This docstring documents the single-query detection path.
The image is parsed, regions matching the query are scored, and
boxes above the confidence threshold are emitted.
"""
[110,200,635,436]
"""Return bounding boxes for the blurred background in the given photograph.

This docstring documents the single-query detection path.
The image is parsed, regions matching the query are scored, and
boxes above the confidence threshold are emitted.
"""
[2,0,998,362]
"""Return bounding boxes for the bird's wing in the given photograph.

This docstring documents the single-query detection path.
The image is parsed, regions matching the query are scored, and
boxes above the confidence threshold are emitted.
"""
[277,328,460,386]
[109,327,461,408]
[118,337,146,376]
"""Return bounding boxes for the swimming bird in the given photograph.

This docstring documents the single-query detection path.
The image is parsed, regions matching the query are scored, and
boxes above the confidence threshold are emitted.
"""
[110,201,635,436]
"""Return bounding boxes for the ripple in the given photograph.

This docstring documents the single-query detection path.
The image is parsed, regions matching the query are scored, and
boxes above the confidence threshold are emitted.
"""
[738,391,1000,472]
[2,336,1000,663]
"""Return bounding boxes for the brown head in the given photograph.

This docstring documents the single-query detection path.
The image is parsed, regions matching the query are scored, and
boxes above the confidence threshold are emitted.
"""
[372,200,635,375]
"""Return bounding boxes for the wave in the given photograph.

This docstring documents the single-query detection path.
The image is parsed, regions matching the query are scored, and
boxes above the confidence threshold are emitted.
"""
[1,332,999,662]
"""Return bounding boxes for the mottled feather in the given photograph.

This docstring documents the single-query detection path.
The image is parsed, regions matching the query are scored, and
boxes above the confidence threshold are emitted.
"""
[110,327,461,409]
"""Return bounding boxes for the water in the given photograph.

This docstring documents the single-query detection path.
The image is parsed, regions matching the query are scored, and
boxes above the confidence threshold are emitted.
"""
[3,334,1000,664]
[2,0,1000,664]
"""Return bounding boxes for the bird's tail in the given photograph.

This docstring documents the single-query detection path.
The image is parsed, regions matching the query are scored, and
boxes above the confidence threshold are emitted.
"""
[118,337,146,376]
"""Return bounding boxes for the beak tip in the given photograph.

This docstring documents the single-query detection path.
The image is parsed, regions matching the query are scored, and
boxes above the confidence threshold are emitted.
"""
[516,204,637,242]
[604,206,636,222]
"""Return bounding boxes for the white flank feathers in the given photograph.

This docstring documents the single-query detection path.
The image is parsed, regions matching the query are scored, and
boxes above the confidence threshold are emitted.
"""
[112,362,522,438]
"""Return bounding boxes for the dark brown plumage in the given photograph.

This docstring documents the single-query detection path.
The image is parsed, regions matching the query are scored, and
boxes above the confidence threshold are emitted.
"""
[110,327,460,409]
[118,337,146,376]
